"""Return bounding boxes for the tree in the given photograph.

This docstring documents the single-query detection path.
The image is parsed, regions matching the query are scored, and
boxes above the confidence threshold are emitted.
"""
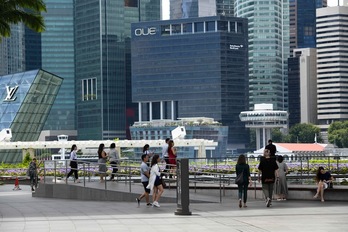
[328,121,348,148]
[0,0,46,39]
[288,123,322,143]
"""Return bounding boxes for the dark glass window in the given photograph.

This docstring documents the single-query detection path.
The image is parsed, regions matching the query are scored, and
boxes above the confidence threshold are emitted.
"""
[172,24,181,34]
[124,0,138,7]
[217,21,228,31]
[161,25,170,36]
[194,22,204,32]
[183,23,192,33]
[206,21,215,32]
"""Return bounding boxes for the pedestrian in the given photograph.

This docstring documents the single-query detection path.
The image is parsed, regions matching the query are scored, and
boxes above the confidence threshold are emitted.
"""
[146,154,164,207]
[108,143,119,181]
[235,154,252,208]
[161,138,170,177]
[143,144,153,158]
[314,166,334,202]
[258,149,279,207]
[274,155,289,201]
[27,157,38,192]
[98,143,108,182]
[136,154,152,206]
[66,144,80,183]
[167,140,177,177]
[265,139,277,157]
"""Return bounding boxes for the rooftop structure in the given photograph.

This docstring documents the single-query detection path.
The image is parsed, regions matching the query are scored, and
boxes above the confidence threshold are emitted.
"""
[239,104,289,149]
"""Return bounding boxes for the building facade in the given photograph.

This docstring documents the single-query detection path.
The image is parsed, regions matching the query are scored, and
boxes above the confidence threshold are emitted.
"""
[169,0,234,19]
[131,16,249,148]
[0,70,63,162]
[74,0,160,140]
[316,6,348,130]
[235,0,290,111]
[289,0,327,53]
[0,24,25,75]
[288,48,317,127]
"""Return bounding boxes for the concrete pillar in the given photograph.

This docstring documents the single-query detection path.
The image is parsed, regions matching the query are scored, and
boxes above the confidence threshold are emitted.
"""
[149,102,153,121]
[160,101,164,120]
[138,102,142,122]
[171,101,174,120]
[256,128,261,150]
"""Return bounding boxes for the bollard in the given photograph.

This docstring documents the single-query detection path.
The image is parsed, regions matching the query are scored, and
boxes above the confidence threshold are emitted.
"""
[175,158,192,215]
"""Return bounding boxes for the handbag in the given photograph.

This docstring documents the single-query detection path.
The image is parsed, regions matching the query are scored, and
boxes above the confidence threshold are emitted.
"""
[235,170,244,185]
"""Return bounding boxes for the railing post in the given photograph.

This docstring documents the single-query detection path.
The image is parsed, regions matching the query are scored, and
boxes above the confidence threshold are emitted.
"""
[43,161,46,184]
[83,163,86,187]
[54,160,56,184]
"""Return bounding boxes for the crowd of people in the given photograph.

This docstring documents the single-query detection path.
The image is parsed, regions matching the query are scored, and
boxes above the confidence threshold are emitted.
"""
[28,138,334,207]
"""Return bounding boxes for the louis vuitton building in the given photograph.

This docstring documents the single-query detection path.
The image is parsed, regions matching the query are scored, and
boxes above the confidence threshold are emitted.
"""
[0,69,63,162]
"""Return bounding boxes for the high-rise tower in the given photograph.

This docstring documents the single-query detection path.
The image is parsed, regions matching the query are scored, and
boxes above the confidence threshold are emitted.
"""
[74,0,160,140]
[169,0,234,19]
[316,5,348,130]
[235,0,290,111]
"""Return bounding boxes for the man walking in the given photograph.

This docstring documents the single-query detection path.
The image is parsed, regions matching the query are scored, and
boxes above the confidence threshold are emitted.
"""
[265,139,277,157]
[136,154,152,206]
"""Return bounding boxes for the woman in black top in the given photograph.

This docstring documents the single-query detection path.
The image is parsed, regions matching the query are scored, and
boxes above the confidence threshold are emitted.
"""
[235,154,252,208]
[258,149,279,207]
[314,166,334,202]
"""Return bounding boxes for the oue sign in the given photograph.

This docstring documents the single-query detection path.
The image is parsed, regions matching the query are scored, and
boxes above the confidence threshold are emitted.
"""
[134,27,156,36]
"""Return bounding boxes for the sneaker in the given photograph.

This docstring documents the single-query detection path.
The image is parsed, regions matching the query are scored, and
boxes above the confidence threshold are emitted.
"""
[136,198,140,206]
[31,187,35,192]
[153,201,160,208]
[266,198,271,207]
[146,203,152,206]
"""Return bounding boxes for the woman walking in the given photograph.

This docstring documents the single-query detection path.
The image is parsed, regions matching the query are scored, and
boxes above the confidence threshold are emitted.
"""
[274,155,288,201]
[28,157,39,192]
[66,144,80,183]
[98,143,108,182]
[108,143,119,181]
[235,154,252,208]
[146,154,164,207]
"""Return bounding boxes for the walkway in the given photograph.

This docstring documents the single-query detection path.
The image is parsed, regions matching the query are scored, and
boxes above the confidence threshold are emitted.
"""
[1,184,348,232]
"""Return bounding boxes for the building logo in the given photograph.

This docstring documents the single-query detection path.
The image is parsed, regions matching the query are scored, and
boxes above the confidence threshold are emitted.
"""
[134,27,156,36]
[230,44,244,50]
[4,86,19,102]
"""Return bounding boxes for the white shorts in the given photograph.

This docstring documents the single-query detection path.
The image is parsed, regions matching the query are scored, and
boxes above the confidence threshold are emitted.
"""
[323,182,328,189]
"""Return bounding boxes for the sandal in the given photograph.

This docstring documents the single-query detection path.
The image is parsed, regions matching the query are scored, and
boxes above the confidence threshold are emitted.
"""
[313,194,319,199]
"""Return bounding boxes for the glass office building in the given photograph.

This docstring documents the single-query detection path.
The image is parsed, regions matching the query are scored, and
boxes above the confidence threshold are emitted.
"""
[0,69,63,162]
[131,16,249,147]
[289,0,327,53]
[169,0,234,19]
[235,0,290,111]
[74,0,160,140]
[40,0,76,133]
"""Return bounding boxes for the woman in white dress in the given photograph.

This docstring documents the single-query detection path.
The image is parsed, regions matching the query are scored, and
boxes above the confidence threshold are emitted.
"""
[147,154,164,207]
[274,155,288,200]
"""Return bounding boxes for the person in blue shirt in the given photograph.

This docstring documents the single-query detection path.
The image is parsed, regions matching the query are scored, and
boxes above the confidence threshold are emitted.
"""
[314,166,334,202]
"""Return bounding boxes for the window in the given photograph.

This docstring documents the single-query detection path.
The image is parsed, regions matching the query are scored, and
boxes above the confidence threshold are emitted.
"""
[124,0,138,7]
[194,22,204,33]
[183,23,193,33]
[82,78,97,101]
[161,25,170,36]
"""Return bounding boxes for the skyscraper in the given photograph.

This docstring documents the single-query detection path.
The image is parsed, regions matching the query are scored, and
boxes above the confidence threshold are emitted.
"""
[289,0,327,53]
[0,24,25,75]
[74,0,160,140]
[235,0,290,111]
[40,0,76,135]
[316,5,348,130]
[169,0,234,19]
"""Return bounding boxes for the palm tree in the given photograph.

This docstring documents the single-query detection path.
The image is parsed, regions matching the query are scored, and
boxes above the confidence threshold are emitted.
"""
[0,0,46,39]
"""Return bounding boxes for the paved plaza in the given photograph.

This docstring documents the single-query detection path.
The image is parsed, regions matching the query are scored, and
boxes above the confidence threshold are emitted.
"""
[0,184,347,232]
